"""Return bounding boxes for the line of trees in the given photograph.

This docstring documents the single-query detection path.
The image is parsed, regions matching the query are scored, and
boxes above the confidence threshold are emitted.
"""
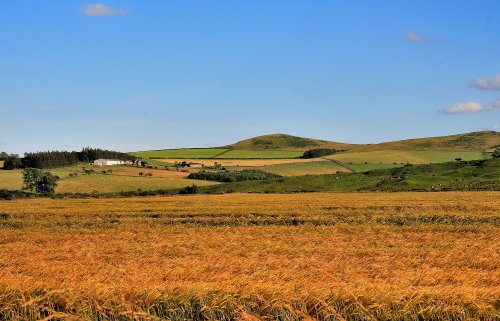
[188,170,282,182]
[301,148,338,159]
[1,147,135,169]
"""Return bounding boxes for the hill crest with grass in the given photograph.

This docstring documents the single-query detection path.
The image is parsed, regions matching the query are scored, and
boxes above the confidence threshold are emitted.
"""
[227,131,500,152]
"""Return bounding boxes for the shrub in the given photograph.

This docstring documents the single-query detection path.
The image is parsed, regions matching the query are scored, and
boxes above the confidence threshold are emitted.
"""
[179,184,199,194]
[301,148,337,159]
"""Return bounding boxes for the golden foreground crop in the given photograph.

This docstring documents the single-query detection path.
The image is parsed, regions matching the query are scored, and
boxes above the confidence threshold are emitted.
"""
[0,192,499,320]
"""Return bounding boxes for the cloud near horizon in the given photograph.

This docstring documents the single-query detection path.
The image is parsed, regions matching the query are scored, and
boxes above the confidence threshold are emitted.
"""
[469,75,500,90]
[441,99,500,114]
[441,101,483,114]
[82,3,128,16]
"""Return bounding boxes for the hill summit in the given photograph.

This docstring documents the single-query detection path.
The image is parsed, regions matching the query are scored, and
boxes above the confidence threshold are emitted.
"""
[227,131,500,152]
[228,134,354,150]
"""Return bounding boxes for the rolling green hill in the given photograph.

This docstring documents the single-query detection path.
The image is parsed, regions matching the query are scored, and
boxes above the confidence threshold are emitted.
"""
[231,131,500,152]
[227,133,356,151]
[132,131,500,161]
[350,130,500,152]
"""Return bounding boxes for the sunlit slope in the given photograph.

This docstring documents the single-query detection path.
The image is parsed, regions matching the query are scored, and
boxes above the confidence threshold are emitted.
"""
[227,133,356,151]
[350,130,500,152]
[132,131,500,159]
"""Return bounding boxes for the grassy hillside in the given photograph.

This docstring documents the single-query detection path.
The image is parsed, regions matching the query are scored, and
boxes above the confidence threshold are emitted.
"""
[228,131,500,152]
[227,133,356,150]
[132,131,500,162]
[351,130,500,152]
[201,158,500,193]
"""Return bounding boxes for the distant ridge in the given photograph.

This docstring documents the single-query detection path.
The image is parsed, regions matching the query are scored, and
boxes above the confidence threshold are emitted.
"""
[226,131,500,152]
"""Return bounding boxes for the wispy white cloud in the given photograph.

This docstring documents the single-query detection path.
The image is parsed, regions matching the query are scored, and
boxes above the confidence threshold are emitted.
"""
[404,32,442,44]
[82,3,128,17]
[405,32,424,43]
[469,75,500,91]
[441,101,483,114]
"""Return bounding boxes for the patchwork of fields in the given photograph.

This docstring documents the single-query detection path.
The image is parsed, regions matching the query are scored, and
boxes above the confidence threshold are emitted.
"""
[326,150,488,164]
[133,148,304,159]
[0,165,216,193]
[0,192,498,320]
[253,159,350,176]
[132,148,229,159]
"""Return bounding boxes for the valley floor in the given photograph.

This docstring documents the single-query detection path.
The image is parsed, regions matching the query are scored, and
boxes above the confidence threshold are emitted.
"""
[0,192,498,320]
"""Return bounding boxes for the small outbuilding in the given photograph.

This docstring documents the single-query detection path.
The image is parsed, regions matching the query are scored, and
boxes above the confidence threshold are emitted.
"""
[188,162,204,168]
[93,159,124,166]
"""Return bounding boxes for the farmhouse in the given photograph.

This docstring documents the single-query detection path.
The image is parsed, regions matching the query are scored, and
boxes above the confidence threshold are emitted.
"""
[93,159,124,166]
[188,162,204,168]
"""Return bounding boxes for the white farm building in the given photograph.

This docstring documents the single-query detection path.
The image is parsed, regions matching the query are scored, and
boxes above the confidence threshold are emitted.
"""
[93,159,124,166]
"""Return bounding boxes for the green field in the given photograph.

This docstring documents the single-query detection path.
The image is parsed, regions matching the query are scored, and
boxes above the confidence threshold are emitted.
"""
[346,163,404,172]
[0,165,216,194]
[327,150,489,164]
[255,160,350,176]
[56,175,215,193]
[132,148,229,159]
[202,158,500,194]
[216,149,303,159]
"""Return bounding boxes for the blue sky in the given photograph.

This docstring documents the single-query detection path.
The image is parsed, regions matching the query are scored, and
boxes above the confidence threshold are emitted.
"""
[0,1,499,154]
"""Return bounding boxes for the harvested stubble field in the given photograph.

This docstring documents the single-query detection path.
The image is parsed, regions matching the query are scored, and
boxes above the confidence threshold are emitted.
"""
[0,192,499,320]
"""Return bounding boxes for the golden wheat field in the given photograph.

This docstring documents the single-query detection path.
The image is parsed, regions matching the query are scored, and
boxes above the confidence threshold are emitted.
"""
[0,192,499,320]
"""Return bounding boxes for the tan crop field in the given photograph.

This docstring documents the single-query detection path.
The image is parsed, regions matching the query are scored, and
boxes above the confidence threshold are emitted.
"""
[0,192,499,320]
[162,158,327,167]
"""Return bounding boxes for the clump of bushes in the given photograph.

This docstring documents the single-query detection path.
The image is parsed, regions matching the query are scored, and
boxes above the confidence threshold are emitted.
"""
[188,170,282,182]
[179,184,199,194]
[493,148,500,158]
[301,148,337,159]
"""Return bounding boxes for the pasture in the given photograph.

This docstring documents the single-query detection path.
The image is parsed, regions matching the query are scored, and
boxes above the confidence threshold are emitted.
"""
[0,165,216,194]
[346,163,404,172]
[162,158,325,167]
[216,149,304,159]
[0,192,498,320]
[255,160,350,176]
[132,148,229,159]
[326,150,489,164]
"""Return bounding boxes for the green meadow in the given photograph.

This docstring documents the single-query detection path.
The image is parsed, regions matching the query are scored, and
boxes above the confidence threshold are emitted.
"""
[216,149,303,159]
[327,150,489,164]
[132,148,229,159]
[254,160,349,176]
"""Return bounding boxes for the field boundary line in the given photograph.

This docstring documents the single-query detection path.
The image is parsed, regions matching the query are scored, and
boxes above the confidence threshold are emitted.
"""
[321,158,352,172]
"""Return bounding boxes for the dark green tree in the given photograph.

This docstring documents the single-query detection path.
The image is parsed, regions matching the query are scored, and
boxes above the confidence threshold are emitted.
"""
[22,168,59,195]
[3,154,22,170]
